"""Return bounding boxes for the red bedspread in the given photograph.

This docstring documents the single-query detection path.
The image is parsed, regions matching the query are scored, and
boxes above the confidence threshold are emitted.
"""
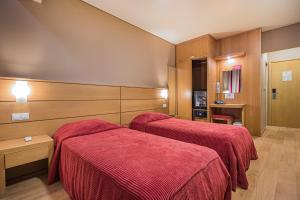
[49,119,232,200]
[130,113,258,191]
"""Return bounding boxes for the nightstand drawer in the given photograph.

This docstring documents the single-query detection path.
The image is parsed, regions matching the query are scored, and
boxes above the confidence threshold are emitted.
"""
[5,146,49,169]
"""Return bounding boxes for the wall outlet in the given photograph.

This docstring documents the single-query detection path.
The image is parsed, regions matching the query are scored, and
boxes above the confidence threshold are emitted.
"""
[12,113,30,121]
[162,103,168,108]
[224,93,235,100]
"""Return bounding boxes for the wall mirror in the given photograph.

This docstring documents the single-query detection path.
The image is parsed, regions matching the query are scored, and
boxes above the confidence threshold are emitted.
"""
[222,67,241,93]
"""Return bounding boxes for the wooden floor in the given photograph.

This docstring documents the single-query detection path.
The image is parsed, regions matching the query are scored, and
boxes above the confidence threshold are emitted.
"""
[233,126,300,200]
[0,126,299,200]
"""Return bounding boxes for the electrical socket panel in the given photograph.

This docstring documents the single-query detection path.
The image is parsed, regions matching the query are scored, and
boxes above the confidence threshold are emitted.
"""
[12,113,30,121]
[162,103,168,108]
[224,93,235,100]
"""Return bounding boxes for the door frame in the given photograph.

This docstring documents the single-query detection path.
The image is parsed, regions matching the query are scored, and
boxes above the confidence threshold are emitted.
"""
[267,61,272,125]
[267,58,299,126]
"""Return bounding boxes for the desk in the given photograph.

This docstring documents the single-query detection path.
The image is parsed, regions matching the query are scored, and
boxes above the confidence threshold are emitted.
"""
[210,104,246,125]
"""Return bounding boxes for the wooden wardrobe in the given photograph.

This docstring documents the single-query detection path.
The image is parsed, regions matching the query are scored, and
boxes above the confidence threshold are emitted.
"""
[176,35,217,120]
[175,29,263,136]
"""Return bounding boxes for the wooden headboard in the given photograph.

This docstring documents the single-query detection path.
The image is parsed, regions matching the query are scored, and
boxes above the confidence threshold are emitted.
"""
[120,87,168,125]
[0,77,168,140]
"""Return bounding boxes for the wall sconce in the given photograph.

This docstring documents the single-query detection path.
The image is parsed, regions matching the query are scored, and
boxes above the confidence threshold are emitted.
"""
[227,56,234,64]
[160,89,168,99]
[12,81,31,103]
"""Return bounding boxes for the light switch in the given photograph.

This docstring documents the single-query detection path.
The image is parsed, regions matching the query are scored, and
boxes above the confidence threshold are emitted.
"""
[12,113,30,121]
[162,103,168,108]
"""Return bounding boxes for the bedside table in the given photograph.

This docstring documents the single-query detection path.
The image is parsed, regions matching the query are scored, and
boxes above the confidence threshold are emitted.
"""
[0,135,54,193]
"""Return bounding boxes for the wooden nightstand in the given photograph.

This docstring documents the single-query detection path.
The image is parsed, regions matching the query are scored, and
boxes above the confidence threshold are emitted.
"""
[0,135,53,193]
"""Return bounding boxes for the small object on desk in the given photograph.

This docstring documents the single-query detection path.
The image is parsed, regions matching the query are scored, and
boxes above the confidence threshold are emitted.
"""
[24,136,32,142]
[215,100,224,104]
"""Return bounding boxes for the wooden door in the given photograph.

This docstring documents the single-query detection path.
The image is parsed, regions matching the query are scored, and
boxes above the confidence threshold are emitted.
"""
[177,60,192,119]
[269,59,300,128]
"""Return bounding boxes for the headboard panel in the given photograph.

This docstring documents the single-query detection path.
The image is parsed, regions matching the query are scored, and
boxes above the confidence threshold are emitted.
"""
[121,87,163,99]
[0,77,121,140]
[0,114,120,141]
[0,79,120,101]
[121,99,167,112]
[0,77,168,140]
[120,86,168,126]
[0,100,120,124]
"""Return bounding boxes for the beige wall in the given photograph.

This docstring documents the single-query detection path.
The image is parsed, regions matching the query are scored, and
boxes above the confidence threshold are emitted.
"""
[262,23,300,53]
[0,0,175,88]
[267,47,300,62]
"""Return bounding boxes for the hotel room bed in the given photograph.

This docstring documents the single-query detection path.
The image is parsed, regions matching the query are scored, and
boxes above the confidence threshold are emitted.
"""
[48,119,231,200]
[130,113,258,191]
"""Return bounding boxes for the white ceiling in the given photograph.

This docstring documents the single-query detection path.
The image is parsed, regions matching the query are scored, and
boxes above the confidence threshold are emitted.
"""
[82,0,300,44]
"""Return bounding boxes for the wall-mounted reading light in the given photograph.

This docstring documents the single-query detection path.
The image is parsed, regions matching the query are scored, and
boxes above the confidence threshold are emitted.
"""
[12,81,31,103]
[160,89,168,99]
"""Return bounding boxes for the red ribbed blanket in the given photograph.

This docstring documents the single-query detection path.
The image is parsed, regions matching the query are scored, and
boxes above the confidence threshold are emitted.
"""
[48,119,231,200]
[130,112,258,191]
